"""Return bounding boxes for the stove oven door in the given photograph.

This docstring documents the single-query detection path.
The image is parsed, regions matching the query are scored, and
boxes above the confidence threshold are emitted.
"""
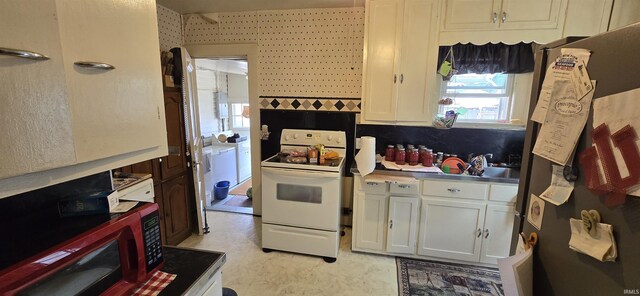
[261,167,341,231]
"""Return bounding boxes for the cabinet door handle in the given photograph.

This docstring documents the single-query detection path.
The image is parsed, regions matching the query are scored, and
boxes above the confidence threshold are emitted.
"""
[393,74,397,84]
[484,229,490,239]
[398,184,410,189]
[492,12,498,23]
[389,220,393,229]
[447,188,461,193]
[400,74,404,84]
[477,228,482,238]
[74,61,115,70]
[0,47,50,61]
[366,182,380,185]
[502,12,507,23]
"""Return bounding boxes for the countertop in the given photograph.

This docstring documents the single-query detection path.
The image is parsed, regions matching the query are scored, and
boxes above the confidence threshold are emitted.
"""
[351,163,520,184]
[159,246,226,296]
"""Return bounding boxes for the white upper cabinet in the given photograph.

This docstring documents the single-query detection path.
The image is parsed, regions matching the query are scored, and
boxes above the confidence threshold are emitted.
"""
[440,0,568,44]
[0,0,75,179]
[499,0,564,30]
[442,0,501,30]
[362,0,438,123]
[0,0,166,188]
[56,0,166,163]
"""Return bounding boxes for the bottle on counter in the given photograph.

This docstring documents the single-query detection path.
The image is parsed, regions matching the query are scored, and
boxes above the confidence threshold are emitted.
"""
[395,147,406,165]
[385,145,395,162]
[408,149,419,166]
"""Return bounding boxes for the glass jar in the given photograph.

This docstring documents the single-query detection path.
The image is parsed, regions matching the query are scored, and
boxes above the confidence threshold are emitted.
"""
[436,152,444,166]
[395,148,406,165]
[405,145,414,163]
[423,149,434,167]
[385,145,395,161]
[418,147,427,164]
[408,149,419,166]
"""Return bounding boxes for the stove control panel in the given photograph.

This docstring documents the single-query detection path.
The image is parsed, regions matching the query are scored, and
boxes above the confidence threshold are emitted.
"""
[280,129,346,148]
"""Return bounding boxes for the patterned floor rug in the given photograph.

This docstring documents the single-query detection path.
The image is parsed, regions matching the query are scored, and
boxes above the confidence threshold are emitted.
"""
[396,257,503,296]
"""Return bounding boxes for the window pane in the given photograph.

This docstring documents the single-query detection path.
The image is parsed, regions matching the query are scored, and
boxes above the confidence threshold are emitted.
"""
[440,73,512,122]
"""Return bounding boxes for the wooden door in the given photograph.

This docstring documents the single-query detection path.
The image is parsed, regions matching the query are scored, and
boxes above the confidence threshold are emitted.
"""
[0,0,76,179]
[162,175,192,245]
[386,196,419,254]
[354,191,388,251]
[154,184,167,245]
[161,91,187,181]
[442,0,501,30]
[418,198,485,262]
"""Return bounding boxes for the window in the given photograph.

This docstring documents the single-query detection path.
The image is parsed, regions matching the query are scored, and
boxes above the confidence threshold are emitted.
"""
[439,73,515,123]
[230,103,250,128]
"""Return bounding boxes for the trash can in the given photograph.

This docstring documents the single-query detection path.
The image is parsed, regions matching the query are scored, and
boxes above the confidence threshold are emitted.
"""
[214,181,230,200]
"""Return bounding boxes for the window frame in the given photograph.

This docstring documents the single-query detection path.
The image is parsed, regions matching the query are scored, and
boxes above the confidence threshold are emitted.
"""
[229,102,250,129]
[438,73,516,124]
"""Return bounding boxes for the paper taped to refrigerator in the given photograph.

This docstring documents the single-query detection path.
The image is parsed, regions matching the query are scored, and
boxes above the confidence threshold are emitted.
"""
[533,80,596,165]
[531,48,591,123]
[539,165,575,205]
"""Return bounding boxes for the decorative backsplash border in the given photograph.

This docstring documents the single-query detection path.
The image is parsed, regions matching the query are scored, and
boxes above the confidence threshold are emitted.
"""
[259,96,361,112]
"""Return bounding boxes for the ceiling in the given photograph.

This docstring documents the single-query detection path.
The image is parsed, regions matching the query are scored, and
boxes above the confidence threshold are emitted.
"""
[156,0,365,14]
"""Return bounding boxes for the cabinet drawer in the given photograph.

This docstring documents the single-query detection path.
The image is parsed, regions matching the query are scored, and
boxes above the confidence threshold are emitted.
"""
[390,182,419,195]
[489,184,518,203]
[361,179,388,194]
[118,178,154,202]
[422,180,488,200]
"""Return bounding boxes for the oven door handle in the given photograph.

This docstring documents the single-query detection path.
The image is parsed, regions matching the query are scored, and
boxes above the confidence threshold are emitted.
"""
[262,167,340,179]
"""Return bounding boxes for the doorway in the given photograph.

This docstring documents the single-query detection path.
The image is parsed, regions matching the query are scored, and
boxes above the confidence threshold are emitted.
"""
[194,57,253,215]
[185,43,262,216]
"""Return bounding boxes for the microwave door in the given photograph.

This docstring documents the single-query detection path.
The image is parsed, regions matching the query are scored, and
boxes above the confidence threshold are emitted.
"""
[18,240,122,296]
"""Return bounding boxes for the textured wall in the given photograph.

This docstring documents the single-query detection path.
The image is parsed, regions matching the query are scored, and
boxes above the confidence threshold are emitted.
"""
[157,4,182,52]
[183,8,365,98]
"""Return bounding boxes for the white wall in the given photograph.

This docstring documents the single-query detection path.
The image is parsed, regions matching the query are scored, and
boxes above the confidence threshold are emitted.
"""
[196,66,226,137]
[228,73,249,103]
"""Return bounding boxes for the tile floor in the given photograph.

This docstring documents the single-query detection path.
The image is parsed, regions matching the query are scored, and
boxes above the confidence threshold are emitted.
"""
[178,211,398,296]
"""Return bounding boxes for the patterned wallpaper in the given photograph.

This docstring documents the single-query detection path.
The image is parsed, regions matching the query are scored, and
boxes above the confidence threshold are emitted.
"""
[183,8,365,100]
[157,4,182,52]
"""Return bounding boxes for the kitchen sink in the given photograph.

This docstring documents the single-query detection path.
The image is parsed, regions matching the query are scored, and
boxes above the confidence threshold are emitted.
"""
[481,167,520,179]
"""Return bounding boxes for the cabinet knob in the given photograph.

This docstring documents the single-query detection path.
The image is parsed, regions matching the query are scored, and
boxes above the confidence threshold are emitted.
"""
[447,188,461,193]
[484,229,490,239]
[502,12,507,23]
[477,228,482,238]
[492,12,498,23]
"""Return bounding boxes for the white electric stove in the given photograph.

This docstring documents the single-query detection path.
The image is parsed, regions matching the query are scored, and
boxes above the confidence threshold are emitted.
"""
[261,129,346,263]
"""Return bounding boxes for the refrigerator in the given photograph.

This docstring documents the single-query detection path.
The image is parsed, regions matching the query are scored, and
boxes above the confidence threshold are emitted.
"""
[514,23,640,295]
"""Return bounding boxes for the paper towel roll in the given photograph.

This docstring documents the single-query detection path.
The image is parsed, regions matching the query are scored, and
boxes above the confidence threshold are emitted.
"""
[355,136,376,176]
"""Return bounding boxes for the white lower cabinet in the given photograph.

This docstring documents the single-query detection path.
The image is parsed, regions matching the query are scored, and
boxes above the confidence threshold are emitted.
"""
[418,198,486,262]
[386,196,419,254]
[480,204,516,264]
[352,174,517,265]
[354,191,388,251]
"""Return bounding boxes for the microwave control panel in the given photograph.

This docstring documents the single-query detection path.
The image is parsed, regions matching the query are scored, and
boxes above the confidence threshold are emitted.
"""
[141,210,163,272]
